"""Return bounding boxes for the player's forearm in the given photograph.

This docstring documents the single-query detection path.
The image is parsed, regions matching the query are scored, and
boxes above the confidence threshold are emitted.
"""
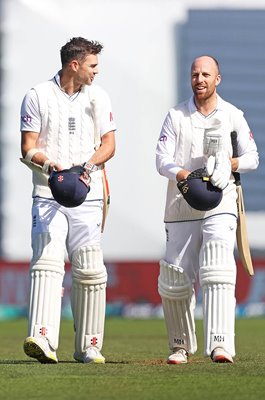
[23,150,63,173]
[235,151,259,174]
[156,156,181,181]
[88,131,115,165]
[89,147,114,165]
[21,132,63,172]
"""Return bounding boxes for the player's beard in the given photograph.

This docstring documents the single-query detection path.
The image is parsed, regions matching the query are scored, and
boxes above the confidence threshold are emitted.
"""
[193,85,216,104]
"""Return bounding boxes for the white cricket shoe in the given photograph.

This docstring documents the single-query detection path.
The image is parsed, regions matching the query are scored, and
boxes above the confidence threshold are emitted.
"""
[211,347,233,363]
[167,348,188,364]
[23,336,58,364]
[74,347,105,364]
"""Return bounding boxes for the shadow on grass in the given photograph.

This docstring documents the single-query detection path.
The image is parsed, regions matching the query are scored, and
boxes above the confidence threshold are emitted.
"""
[0,360,37,364]
[0,359,130,365]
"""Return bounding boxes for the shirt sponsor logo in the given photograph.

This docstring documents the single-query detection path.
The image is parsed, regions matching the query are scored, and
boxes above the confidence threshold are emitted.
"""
[21,114,32,123]
[159,134,167,142]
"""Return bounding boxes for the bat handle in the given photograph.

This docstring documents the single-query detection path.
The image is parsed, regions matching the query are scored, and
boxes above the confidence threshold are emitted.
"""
[231,131,238,158]
[230,131,240,185]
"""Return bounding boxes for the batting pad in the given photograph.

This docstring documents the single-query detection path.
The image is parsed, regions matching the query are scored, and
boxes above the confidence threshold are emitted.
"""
[199,240,236,357]
[28,233,65,351]
[158,260,197,354]
[71,245,107,354]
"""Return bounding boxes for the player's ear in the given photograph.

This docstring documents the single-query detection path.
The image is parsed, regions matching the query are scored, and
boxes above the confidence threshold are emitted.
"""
[216,74,221,87]
[70,59,79,72]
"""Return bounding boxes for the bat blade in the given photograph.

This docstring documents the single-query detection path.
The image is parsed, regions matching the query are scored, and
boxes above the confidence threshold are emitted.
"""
[90,93,110,233]
[101,167,110,233]
[236,185,254,276]
[20,157,47,174]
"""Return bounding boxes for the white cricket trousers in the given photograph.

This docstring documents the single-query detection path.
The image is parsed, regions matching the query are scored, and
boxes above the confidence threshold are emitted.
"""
[165,214,237,283]
[31,197,103,259]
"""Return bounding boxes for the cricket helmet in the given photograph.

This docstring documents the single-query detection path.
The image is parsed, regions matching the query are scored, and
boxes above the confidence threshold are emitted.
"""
[177,168,223,211]
[48,165,90,208]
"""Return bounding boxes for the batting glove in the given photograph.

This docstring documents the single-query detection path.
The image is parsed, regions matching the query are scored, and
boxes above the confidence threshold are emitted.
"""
[207,150,231,190]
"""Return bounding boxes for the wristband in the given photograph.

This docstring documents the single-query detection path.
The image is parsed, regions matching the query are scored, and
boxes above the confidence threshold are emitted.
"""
[25,148,40,162]
[83,162,99,174]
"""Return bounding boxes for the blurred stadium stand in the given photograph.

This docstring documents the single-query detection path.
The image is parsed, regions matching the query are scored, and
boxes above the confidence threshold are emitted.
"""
[178,9,265,210]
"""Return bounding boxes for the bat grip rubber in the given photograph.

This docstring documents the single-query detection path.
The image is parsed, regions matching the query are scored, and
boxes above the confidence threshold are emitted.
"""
[230,131,240,185]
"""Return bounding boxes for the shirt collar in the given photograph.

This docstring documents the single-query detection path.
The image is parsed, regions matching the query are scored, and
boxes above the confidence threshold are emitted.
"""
[54,71,61,88]
[189,94,226,114]
[189,95,223,129]
[53,71,81,100]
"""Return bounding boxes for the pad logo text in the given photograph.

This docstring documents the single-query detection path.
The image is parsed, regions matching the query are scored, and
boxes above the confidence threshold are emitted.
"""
[174,338,184,345]
[213,335,225,342]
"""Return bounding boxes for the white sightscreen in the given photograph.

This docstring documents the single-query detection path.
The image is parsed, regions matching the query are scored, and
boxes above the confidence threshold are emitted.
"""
[0,0,185,260]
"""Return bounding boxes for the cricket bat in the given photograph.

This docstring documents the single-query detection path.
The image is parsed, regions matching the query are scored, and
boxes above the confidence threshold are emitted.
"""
[231,131,254,276]
[20,157,48,175]
[90,95,110,233]
[101,167,110,233]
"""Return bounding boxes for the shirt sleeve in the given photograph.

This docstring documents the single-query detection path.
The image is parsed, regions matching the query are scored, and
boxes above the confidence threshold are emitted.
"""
[20,89,41,133]
[155,110,182,181]
[236,116,259,173]
[96,87,116,136]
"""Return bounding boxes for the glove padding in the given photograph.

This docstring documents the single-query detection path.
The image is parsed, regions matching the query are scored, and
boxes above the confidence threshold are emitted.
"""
[206,151,231,190]
[203,128,223,157]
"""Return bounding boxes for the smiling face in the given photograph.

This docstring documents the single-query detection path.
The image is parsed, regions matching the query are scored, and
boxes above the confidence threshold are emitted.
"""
[191,56,221,105]
[72,54,99,86]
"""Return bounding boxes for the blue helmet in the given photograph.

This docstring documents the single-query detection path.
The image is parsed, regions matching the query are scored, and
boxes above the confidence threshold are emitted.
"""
[177,168,223,211]
[48,166,90,208]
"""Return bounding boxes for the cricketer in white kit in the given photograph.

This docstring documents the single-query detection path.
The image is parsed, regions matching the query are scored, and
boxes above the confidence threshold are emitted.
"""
[156,55,259,364]
[20,37,116,364]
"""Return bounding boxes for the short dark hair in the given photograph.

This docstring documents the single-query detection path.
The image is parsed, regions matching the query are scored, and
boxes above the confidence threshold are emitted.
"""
[60,37,103,66]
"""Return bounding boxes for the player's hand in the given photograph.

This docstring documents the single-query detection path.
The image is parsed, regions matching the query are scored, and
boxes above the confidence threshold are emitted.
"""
[176,169,191,182]
[71,164,92,187]
[42,160,63,174]
[207,150,231,190]
[80,169,91,187]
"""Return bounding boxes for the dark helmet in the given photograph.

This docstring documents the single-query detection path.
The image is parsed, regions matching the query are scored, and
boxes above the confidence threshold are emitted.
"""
[177,168,223,211]
[48,166,90,208]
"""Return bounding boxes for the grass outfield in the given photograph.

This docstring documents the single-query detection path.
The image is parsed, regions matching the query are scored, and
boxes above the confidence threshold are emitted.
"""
[0,318,265,400]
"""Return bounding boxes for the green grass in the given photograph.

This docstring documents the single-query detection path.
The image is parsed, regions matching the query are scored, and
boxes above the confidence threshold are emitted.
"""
[0,318,265,400]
